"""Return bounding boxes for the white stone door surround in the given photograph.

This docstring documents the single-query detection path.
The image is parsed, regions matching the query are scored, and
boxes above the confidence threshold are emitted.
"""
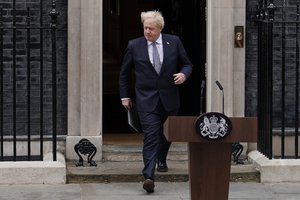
[66,0,103,161]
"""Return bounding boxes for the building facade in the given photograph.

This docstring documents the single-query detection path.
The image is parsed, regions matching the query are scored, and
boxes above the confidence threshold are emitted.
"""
[1,0,300,183]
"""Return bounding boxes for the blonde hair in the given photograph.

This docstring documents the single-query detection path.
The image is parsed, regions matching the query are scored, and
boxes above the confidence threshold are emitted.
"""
[141,10,165,29]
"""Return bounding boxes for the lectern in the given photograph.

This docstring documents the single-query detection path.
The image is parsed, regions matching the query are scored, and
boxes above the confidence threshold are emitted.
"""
[164,116,257,200]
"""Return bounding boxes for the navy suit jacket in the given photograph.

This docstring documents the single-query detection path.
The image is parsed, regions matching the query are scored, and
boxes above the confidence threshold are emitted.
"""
[119,34,193,112]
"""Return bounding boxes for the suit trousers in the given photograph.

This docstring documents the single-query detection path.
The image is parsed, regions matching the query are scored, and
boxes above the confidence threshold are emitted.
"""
[138,100,177,180]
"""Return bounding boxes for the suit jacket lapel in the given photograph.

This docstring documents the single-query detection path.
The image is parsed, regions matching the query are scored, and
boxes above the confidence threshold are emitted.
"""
[161,34,171,73]
[140,38,152,67]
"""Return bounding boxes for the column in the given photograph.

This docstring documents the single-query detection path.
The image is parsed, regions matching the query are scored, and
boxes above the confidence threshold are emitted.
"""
[206,0,249,155]
[66,0,103,161]
[206,0,245,117]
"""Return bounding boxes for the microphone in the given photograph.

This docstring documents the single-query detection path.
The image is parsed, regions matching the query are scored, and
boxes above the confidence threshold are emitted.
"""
[215,81,224,114]
[216,80,223,91]
[200,80,205,115]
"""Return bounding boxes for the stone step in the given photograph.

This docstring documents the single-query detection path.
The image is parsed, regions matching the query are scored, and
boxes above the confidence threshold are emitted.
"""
[67,160,187,183]
[67,144,259,183]
[66,160,260,184]
[102,144,188,162]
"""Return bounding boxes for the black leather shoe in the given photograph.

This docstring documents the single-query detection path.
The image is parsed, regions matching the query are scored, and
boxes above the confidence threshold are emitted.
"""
[143,178,155,193]
[157,162,168,172]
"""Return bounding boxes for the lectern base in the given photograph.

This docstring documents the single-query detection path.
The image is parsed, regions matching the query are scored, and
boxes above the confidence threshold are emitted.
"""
[164,116,257,200]
[189,142,232,200]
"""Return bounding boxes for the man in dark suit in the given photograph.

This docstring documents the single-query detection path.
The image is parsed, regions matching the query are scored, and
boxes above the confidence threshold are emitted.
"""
[119,10,192,193]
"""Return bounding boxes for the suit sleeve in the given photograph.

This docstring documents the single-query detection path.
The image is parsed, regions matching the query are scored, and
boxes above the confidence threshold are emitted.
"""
[119,41,133,99]
[177,37,193,78]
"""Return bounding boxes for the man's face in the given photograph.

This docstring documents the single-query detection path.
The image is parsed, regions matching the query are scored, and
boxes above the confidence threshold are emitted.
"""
[143,18,162,42]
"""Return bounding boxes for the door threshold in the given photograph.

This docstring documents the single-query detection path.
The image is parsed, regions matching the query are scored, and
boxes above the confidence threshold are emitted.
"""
[103,133,143,145]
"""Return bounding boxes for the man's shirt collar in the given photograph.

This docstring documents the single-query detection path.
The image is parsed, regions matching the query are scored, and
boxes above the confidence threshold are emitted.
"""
[147,34,162,45]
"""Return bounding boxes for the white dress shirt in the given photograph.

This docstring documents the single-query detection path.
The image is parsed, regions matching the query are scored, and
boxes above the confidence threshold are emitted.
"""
[147,34,163,65]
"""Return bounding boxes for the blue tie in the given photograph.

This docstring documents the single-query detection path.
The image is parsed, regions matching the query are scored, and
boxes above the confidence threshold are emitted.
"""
[152,42,162,74]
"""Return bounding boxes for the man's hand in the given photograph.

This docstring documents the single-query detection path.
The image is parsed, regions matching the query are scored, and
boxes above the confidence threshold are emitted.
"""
[173,73,186,85]
[122,99,132,110]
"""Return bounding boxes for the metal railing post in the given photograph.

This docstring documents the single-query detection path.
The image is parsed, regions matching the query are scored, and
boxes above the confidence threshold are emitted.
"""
[49,0,59,161]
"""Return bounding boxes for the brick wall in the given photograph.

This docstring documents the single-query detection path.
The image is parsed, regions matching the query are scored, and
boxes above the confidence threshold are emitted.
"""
[246,0,299,127]
[0,0,67,135]
[246,0,258,118]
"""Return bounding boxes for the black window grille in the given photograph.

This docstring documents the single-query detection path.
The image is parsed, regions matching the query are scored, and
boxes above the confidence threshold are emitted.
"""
[256,0,300,159]
[0,0,66,161]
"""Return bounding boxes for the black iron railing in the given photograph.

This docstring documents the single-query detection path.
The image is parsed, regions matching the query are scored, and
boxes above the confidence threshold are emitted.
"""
[0,0,59,161]
[256,0,300,159]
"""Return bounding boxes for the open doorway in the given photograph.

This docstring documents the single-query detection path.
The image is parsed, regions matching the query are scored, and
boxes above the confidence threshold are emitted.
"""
[102,0,206,140]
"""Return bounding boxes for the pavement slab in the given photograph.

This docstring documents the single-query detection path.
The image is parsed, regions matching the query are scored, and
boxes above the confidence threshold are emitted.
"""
[0,182,299,200]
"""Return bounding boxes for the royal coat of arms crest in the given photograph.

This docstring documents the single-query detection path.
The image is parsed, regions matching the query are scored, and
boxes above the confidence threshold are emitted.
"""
[195,112,232,140]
